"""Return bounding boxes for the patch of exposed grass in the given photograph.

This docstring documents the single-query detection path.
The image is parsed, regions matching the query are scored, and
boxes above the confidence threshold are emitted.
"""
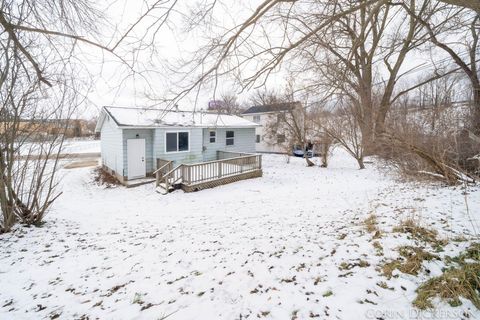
[339,259,370,271]
[364,214,381,238]
[414,243,480,310]
[258,311,270,317]
[393,219,447,248]
[373,241,384,256]
[447,243,480,264]
[376,281,394,290]
[322,290,333,297]
[413,263,480,309]
[381,246,439,279]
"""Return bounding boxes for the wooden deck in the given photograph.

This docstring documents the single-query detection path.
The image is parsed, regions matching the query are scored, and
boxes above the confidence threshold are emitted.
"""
[154,151,262,194]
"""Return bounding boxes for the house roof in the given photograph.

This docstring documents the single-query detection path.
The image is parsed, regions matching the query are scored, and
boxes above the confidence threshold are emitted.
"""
[242,102,300,115]
[96,106,259,132]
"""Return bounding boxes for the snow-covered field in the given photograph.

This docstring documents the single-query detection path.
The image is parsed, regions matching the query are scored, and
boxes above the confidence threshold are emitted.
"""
[19,139,100,156]
[61,139,100,154]
[1,150,479,319]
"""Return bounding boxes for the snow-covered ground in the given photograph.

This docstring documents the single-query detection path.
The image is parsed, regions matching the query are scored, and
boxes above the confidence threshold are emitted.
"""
[19,139,100,156]
[1,150,479,319]
[61,139,100,154]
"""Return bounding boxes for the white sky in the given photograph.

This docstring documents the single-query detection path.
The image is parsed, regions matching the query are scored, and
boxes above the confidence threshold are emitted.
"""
[75,0,471,119]
[79,0,284,119]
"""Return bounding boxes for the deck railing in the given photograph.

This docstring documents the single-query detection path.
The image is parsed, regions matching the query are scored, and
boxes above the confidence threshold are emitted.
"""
[153,159,173,187]
[155,151,262,192]
[183,152,261,185]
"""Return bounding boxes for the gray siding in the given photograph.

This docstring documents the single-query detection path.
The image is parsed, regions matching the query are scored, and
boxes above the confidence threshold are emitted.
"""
[102,125,257,180]
[100,116,123,175]
[122,129,154,175]
[202,128,256,161]
[153,128,204,166]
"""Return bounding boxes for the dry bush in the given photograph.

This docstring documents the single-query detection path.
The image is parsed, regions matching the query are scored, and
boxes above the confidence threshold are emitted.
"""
[377,104,478,185]
[93,167,121,188]
[321,104,366,170]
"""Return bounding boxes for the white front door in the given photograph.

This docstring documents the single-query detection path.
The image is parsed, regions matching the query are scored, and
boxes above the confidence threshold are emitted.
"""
[127,139,146,179]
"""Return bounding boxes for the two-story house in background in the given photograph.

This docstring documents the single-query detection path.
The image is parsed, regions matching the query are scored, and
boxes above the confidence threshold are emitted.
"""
[241,102,303,153]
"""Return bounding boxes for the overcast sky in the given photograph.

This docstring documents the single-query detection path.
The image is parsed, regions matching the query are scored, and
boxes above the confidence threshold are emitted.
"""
[79,0,280,118]
[77,0,469,119]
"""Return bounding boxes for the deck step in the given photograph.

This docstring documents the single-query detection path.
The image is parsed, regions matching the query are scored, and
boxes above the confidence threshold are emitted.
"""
[156,183,175,195]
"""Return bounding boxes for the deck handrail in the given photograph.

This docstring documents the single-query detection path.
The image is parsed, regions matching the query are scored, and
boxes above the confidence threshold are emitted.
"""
[187,153,258,167]
[217,150,257,159]
[153,160,173,175]
[182,154,261,186]
[155,152,262,193]
[157,164,183,191]
[163,164,183,178]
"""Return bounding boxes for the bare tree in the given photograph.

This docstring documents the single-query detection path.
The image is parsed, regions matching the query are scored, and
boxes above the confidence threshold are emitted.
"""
[401,2,480,135]
[319,102,366,169]
[0,48,80,232]
[262,101,310,161]
[248,89,282,106]
[0,0,180,232]
[208,92,243,114]
[175,0,436,153]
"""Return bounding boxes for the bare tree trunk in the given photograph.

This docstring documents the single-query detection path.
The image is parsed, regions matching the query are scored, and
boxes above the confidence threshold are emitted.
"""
[472,84,480,136]
[357,157,366,170]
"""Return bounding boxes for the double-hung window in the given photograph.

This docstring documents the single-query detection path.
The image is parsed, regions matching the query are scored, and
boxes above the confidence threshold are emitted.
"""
[226,131,235,146]
[209,130,216,143]
[166,131,189,152]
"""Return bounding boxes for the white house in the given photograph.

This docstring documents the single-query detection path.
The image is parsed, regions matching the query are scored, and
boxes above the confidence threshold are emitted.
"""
[241,102,303,153]
[95,106,260,184]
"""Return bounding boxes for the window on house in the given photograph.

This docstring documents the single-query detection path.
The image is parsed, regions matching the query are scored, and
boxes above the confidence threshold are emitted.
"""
[277,134,286,144]
[178,132,189,151]
[166,131,189,152]
[226,131,235,145]
[253,115,261,123]
[256,134,261,143]
[209,130,216,143]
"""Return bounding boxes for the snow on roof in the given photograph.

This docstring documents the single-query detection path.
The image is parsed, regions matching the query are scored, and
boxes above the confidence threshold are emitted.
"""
[103,106,259,129]
[242,102,300,114]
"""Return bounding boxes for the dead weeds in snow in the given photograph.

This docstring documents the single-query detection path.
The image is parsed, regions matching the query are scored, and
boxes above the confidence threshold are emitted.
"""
[364,214,382,239]
[414,242,480,310]
[92,167,121,188]
[372,241,384,256]
[393,218,447,248]
[447,242,480,264]
[364,214,378,233]
[339,259,370,271]
[414,263,480,309]
[381,246,439,279]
